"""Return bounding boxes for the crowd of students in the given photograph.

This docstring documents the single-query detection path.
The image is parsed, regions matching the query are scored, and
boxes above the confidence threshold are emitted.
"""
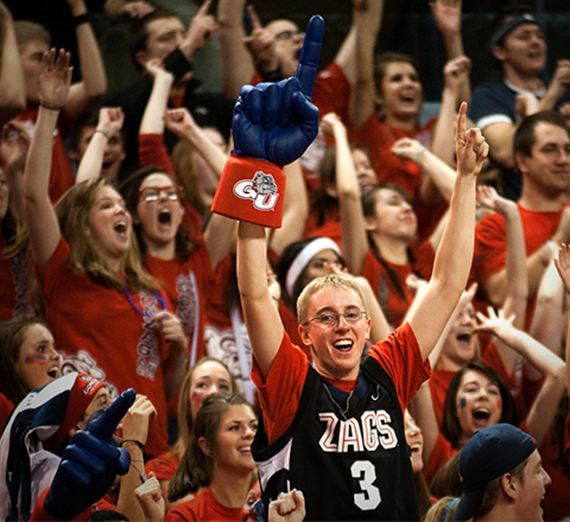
[0,0,569,520]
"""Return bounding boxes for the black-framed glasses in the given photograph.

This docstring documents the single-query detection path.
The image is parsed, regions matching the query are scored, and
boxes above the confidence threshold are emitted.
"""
[302,309,367,327]
[139,185,182,202]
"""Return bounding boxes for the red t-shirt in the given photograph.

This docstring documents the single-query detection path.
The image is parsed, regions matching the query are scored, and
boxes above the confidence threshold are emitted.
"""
[472,205,564,328]
[362,241,435,329]
[349,115,446,241]
[252,322,430,444]
[145,452,181,481]
[423,432,457,487]
[35,237,171,456]
[16,106,75,204]
[165,488,245,522]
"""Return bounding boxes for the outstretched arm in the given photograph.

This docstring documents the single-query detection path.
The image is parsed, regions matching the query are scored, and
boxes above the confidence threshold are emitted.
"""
[222,16,323,378]
[0,2,25,126]
[408,103,488,361]
[64,0,107,119]
[23,49,71,269]
[554,243,570,391]
[349,0,384,130]
[76,107,124,184]
[476,307,566,447]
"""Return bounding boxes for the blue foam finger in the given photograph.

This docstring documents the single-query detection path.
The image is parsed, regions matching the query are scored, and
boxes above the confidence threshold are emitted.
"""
[261,83,281,131]
[295,15,325,100]
[86,388,135,441]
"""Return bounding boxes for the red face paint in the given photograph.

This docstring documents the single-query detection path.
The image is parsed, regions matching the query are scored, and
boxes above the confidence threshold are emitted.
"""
[496,399,502,411]
[191,390,205,403]
[25,354,47,364]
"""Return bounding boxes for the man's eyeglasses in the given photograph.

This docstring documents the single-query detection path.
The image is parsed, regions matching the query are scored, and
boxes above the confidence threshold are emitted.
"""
[302,309,367,327]
[274,30,305,42]
[139,185,182,202]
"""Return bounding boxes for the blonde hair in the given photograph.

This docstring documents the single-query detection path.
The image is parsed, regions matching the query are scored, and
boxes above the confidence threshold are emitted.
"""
[55,178,155,292]
[297,273,367,325]
[423,496,459,522]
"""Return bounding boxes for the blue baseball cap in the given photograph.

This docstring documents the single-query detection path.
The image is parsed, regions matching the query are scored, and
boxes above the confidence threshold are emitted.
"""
[454,424,537,521]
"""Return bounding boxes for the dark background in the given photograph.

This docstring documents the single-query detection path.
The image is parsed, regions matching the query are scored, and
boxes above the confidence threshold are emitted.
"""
[6,0,570,100]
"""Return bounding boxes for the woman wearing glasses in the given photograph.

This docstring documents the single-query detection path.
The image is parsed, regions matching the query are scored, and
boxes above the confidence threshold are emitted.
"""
[22,49,187,458]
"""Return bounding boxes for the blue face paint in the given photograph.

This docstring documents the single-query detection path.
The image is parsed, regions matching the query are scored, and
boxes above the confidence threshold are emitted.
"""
[459,397,467,409]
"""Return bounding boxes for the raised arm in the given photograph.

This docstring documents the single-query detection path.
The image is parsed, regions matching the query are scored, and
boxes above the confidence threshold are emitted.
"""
[64,0,107,120]
[219,16,323,378]
[217,0,254,99]
[0,2,25,126]
[554,243,570,390]
[23,49,71,269]
[408,103,488,361]
[476,307,566,447]
[477,185,527,375]
[164,107,235,270]
[75,107,124,184]
[320,112,368,275]
[349,0,384,130]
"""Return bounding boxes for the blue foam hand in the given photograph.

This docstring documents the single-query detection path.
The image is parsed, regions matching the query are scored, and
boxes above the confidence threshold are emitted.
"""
[232,15,324,166]
[43,389,136,519]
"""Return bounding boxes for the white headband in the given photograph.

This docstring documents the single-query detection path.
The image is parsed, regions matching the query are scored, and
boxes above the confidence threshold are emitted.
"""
[285,238,342,298]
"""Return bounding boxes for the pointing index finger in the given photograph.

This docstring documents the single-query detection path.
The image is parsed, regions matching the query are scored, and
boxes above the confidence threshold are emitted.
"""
[196,0,212,18]
[294,15,325,101]
[247,5,262,30]
[87,388,136,441]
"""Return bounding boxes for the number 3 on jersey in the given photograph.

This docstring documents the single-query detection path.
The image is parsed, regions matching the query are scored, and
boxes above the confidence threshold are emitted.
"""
[351,460,381,510]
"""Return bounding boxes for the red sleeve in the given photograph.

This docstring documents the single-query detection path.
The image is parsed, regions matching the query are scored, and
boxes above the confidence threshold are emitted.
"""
[30,488,91,522]
[138,133,173,173]
[145,453,181,480]
[311,62,351,122]
[165,503,197,521]
[472,212,507,285]
[368,322,431,412]
[35,236,70,292]
[251,332,309,444]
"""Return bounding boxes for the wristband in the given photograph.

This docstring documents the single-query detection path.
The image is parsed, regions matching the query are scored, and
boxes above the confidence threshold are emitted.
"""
[94,129,110,140]
[72,14,90,27]
[39,100,63,111]
[211,155,285,228]
[121,439,145,454]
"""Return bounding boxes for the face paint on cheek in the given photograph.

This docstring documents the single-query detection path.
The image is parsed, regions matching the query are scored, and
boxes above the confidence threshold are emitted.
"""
[191,390,205,403]
[459,396,467,409]
[25,354,47,364]
[496,399,502,410]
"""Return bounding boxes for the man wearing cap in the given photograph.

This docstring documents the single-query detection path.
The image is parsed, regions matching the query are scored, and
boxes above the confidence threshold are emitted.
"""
[469,5,570,200]
[454,424,551,521]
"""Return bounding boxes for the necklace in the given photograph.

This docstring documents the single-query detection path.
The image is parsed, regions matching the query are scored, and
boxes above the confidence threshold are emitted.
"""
[124,287,167,318]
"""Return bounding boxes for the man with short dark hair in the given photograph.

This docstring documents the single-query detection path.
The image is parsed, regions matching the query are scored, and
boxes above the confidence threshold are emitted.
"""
[469,5,570,200]
[454,424,551,521]
[473,111,570,321]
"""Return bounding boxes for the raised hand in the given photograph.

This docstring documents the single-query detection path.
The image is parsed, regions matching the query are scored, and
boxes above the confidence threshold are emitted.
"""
[135,472,166,522]
[43,388,136,519]
[391,137,426,163]
[455,102,488,177]
[475,306,515,335]
[97,107,125,138]
[39,48,72,111]
[163,107,197,138]
[232,14,324,166]
[476,184,516,218]
[443,55,471,94]
[555,243,570,294]
[430,0,462,38]
[184,0,219,54]
[320,112,346,138]
[244,5,279,74]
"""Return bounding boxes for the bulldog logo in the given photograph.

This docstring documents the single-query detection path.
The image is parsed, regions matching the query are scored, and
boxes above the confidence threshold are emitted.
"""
[233,171,279,211]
